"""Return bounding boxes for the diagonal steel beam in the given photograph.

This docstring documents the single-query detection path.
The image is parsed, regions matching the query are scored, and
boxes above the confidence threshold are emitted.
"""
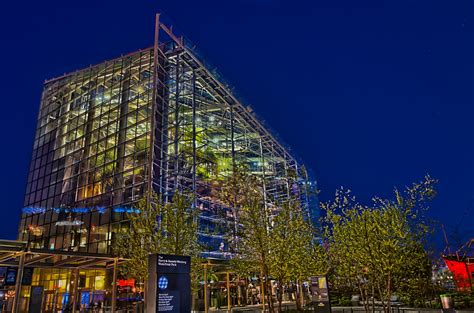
[24,254,51,265]
[0,252,21,263]
[77,258,107,268]
[53,256,85,267]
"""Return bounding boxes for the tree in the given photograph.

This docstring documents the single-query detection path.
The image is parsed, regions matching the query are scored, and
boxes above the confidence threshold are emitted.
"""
[113,193,163,283]
[321,176,437,313]
[221,166,326,313]
[219,167,276,311]
[269,199,328,312]
[114,192,201,288]
[269,201,297,312]
[160,192,203,294]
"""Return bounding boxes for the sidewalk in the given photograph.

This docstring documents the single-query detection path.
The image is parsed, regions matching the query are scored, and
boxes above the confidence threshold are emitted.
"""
[200,301,297,312]
[201,305,474,313]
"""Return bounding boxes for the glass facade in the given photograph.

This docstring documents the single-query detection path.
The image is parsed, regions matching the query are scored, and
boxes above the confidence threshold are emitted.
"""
[156,42,315,257]
[29,268,107,311]
[19,50,154,254]
[19,30,316,257]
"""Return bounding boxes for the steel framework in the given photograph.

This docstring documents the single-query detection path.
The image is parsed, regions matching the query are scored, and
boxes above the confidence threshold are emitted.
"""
[19,14,317,258]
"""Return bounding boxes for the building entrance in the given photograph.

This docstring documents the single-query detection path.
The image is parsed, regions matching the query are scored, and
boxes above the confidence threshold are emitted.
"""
[0,240,126,313]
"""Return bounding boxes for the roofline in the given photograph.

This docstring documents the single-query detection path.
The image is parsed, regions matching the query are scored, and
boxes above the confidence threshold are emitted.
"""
[41,19,301,169]
[44,47,153,85]
[157,21,298,165]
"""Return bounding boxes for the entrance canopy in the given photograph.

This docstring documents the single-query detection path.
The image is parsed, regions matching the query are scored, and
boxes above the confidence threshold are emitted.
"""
[0,239,125,269]
[0,239,126,313]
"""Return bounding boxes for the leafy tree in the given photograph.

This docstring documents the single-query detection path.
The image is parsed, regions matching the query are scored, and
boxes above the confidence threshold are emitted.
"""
[269,199,328,312]
[160,192,203,293]
[159,192,200,255]
[113,193,163,283]
[269,201,296,311]
[321,176,437,313]
[219,164,257,253]
[267,167,326,311]
[114,192,201,289]
[221,166,326,313]
[219,166,276,311]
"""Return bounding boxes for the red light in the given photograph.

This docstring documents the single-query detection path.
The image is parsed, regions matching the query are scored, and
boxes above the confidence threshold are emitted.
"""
[117,279,135,288]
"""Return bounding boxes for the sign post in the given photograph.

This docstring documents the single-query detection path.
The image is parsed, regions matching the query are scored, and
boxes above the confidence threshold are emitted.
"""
[147,254,191,313]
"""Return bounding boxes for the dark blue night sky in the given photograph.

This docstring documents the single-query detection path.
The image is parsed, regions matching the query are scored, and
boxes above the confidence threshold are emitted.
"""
[0,0,472,250]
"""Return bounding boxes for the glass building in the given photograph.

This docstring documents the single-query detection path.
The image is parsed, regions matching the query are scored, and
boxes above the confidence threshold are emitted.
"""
[18,19,317,258]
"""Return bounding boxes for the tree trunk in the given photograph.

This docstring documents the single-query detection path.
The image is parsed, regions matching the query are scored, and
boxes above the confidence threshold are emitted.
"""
[376,282,386,313]
[191,291,196,312]
[358,283,369,313]
[277,281,283,313]
[371,284,375,313]
[266,279,275,313]
[298,281,305,310]
[385,275,392,313]
[260,271,265,313]
[295,280,302,311]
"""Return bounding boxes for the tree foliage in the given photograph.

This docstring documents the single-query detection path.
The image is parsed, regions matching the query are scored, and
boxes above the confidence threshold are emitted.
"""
[269,199,328,311]
[114,192,201,286]
[321,176,437,313]
[221,166,326,312]
[113,193,163,283]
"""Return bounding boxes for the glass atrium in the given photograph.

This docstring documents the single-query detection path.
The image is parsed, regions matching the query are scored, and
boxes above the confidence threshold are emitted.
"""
[19,23,316,258]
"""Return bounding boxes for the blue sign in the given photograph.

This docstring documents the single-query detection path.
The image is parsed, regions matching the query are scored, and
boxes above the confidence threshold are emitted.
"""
[147,254,191,313]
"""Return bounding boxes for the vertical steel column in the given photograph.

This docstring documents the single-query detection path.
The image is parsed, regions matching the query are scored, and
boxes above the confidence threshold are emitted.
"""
[148,13,160,205]
[173,53,181,193]
[77,81,96,203]
[111,258,118,312]
[259,137,269,227]
[230,105,236,169]
[229,105,239,253]
[71,268,79,313]
[259,137,267,200]
[204,264,208,313]
[284,161,291,198]
[12,252,25,313]
[226,272,231,312]
[192,71,197,205]
[113,68,131,205]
